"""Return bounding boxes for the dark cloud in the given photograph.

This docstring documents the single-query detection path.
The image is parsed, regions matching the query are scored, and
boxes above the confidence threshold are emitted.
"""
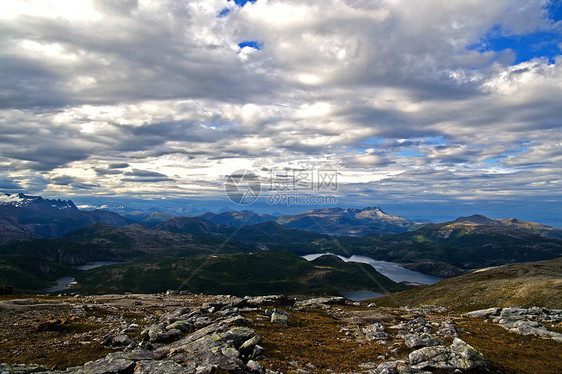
[108,163,129,169]
[0,175,23,191]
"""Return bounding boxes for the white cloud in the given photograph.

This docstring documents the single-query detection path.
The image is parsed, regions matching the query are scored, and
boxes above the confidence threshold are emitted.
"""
[0,0,560,216]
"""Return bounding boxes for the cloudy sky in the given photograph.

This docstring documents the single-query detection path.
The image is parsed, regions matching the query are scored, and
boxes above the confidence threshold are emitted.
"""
[1,0,561,225]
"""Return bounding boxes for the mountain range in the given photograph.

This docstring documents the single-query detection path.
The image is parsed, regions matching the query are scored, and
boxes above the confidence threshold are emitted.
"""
[1,192,562,295]
[0,193,129,240]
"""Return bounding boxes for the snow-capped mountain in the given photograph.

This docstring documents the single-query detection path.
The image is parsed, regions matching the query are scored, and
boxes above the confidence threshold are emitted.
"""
[1,193,77,210]
[0,193,129,241]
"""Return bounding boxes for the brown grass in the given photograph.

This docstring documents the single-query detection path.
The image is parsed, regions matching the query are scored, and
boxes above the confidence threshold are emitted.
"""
[457,318,562,374]
[246,307,402,373]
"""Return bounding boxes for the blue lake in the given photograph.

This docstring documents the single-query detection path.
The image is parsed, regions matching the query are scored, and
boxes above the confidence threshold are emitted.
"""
[44,276,76,293]
[303,253,444,300]
[44,261,126,293]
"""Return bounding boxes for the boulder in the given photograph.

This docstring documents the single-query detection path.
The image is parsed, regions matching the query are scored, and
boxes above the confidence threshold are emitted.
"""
[403,333,442,349]
[362,323,388,341]
[270,312,288,324]
[463,307,501,319]
[449,337,488,370]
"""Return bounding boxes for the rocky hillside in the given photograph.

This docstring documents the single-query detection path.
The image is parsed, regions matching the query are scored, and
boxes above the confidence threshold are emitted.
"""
[0,193,129,239]
[375,257,562,312]
[0,294,560,374]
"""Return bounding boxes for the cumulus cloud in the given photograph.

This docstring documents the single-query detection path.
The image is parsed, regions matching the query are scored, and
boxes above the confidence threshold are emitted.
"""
[0,0,560,220]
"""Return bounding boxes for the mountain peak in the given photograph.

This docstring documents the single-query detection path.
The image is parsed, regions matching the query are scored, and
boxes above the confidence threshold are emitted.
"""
[454,214,497,225]
[1,193,77,210]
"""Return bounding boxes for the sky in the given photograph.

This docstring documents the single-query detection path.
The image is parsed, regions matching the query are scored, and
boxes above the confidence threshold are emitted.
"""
[0,0,561,226]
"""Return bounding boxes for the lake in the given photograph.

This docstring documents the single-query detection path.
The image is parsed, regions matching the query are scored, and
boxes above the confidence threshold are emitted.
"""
[44,261,126,293]
[340,290,384,301]
[74,260,126,271]
[303,253,443,300]
[44,276,76,293]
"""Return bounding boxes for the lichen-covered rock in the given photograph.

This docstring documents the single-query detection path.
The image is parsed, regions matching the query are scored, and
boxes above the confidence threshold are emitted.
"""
[270,312,288,324]
[246,359,265,373]
[240,335,261,353]
[408,346,450,370]
[221,327,256,348]
[362,323,388,341]
[67,357,136,374]
[449,337,488,370]
[408,338,487,371]
[463,307,501,318]
[404,333,442,349]
[0,364,50,373]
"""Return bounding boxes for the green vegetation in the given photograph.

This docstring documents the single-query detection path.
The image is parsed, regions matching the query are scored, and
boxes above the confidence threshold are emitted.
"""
[72,251,408,296]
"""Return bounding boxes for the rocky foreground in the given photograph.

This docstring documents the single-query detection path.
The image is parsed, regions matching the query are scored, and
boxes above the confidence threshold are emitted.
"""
[1,294,561,374]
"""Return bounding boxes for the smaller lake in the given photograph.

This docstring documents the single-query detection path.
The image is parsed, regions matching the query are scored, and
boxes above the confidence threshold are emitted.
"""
[44,277,76,293]
[340,290,384,301]
[74,260,125,271]
[303,253,443,285]
[44,261,126,293]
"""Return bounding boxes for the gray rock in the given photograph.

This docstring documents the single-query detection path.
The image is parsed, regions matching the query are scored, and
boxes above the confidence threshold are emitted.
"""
[111,335,133,348]
[449,337,488,370]
[408,338,487,371]
[409,346,451,370]
[463,307,501,319]
[251,344,266,360]
[293,297,345,308]
[159,307,191,323]
[68,357,135,374]
[193,317,213,329]
[132,360,186,373]
[148,328,182,343]
[0,364,50,373]
[246,360,265,373]
[362,323,388,341]
[270,312,288,324]
[404,334,442,349]
[166,320,192,333]
[240,335,261,353]
[372,360,408,374]
[221,327,256,348]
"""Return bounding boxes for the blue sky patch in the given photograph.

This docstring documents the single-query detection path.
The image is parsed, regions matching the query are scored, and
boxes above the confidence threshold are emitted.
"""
[398,149,424,157]
[422,136,447,145]
[238,41,262,50]
[468,3,562,65]
[230,0,257,6]
[483,157,500,165]
[469,28,561,64]
[218,8,231,17]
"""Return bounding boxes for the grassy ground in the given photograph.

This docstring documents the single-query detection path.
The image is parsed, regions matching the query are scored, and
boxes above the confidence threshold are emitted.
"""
[375,257,562,312]
[1,295,561,373]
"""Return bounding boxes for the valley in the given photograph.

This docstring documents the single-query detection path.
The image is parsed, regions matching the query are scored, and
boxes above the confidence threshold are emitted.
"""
[1,194,562,374]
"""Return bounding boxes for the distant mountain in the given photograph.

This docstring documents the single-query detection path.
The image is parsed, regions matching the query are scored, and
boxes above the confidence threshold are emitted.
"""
[276,207,413,236]
[137,212,176,227]
[0,193,129,238]
[155,216,227,237]
[200,210,276,227]
[453,214,562,238]
[0,216,38,246]
[155,217,330,253]
[355,215,562,275]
